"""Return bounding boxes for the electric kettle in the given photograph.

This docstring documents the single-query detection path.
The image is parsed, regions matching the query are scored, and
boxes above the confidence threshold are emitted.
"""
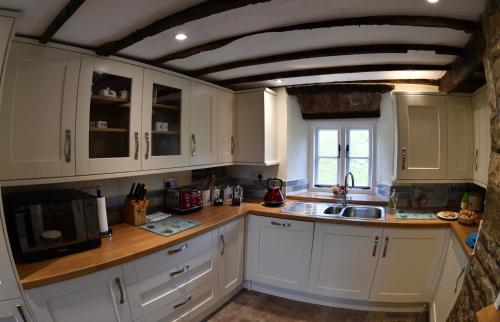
[259,176,285,207]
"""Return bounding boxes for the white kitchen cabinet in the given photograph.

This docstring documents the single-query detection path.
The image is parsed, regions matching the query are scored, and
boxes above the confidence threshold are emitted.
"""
[219,218,244,297]
[76,55,143,175]
[431,235,468,322]
[26,265,132,322]
[0,193,21,302]
[472,87,491,187]
[369,228,447,302]
[395,94,448,180]
[308,224,383,300]
[141,69,191,170]
[190,83,218,166]
[447,96,474,180]
[0,42,80,180]
[0,298,32,322]
[235,89,278,165]
[217,89,236,164]
[0,12,17,101]
[246,215,314,291]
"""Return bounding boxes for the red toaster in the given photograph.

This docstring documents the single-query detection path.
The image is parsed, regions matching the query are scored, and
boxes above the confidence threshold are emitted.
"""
[165,187,203,214]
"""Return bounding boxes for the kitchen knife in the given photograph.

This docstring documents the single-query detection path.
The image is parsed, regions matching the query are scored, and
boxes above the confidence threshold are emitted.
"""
[133,183,142,199]
[128,183,136,199]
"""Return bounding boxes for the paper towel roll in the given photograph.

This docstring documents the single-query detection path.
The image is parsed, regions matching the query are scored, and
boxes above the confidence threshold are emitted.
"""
[97,197,109,233]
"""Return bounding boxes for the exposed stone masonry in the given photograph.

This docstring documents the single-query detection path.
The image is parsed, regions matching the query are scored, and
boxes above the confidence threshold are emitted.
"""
[447,0,500,321]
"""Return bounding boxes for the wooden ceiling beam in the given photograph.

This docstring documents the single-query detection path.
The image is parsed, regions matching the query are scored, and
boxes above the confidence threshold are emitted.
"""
[95,0,271,56]
[217,64,450,86]
[286,84,395,95]
[439,33,486,93]
[39,0,86,44]
[153,15,480,64]
[191,44,464,76]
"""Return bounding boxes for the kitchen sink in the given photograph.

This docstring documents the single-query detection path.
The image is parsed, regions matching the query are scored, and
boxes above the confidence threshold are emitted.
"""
[340,206,385,220]
[323,206,343,215]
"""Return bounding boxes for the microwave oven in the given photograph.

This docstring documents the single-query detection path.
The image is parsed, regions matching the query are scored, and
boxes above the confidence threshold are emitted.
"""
[3,189,101,262]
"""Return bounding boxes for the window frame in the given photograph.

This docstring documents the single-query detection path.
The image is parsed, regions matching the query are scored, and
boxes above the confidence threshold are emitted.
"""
[309,121,376,195]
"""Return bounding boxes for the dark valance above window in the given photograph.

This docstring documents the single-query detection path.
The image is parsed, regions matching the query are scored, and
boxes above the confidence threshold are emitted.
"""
[286,84,394,119]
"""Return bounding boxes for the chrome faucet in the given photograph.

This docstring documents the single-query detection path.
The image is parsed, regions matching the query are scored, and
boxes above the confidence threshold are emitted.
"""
[342,172,355,207]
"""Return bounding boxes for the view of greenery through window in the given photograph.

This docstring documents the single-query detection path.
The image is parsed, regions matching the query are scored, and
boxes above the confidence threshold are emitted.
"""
[316,128,371,187]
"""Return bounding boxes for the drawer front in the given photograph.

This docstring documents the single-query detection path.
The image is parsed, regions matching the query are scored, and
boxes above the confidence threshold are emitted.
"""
[127,249,218,320]
[124,230,218,285]
[142,277,219,322]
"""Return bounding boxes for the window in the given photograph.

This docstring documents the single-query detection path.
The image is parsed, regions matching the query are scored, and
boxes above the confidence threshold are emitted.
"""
[312,123,375,193]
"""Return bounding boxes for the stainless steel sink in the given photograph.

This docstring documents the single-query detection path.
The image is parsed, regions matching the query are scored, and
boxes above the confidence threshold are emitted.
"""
[323,206,343,215]
[340,206,385,220]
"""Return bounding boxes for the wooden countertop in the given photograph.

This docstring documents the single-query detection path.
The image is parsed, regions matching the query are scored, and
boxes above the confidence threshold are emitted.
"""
[287,191,387,205]
[16,201,477,289]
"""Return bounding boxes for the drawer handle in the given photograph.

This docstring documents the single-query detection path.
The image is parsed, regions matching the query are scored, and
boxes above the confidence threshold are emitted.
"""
[455,267,466,293]
[134,132,139,160]
[115,277,124,304]
[64,129,71,163]
[145,132,150,160]
[372,236,379,257]
[231,136,235,154]
[174,296,192,309]
[16,305,27,322]
[191,134,196,157]
[220,235,226,255]
[271,221,290,227]
[475,149,479,171]
[168,243,188,255]
[170,264,189,277]
[401,147,406,170]
[382,237,390,258]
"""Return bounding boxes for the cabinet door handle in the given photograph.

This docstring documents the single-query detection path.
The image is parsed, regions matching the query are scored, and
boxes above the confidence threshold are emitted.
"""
[382,237,390,258]
[168,243,188,255]
[231,136,235,155]
[271,221,291,227]
[191,134,196,156]
[16,305,27,322]
[475,149,479,171]
[346,144,350,159]
[372,236,379,257]
[134,132,139,160]
[455,267,466,293]
[115,277,125,304]
[174,296,192,309]
[337,144,341,159]
[220,235,226,255]
[64,129,71,163]
[401,148,407,170]
[170,264,189,277]
[145,132,150,160]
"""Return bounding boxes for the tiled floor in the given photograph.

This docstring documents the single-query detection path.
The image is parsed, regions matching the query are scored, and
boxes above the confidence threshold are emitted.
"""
[205,290,428,322]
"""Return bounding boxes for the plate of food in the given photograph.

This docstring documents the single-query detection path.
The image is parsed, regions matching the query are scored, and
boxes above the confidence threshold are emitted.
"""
[437,211,458,220]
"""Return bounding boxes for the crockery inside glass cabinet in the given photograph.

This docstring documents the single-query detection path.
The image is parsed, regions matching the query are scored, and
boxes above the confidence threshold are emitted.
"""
[151,83,181,156]
[89,72,131,159]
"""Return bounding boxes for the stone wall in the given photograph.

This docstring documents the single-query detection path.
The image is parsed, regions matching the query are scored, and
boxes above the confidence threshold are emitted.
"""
[447,1,500,321]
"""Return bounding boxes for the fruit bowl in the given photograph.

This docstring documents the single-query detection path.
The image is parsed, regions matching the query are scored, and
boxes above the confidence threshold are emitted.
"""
[458,209,477,226]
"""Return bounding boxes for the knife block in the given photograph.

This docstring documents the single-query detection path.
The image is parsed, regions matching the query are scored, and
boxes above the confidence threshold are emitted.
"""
[122,198,149,226]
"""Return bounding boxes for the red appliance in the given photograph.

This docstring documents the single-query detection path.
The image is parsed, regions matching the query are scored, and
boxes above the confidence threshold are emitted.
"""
[165,187,203,214]
[259,177,286,207]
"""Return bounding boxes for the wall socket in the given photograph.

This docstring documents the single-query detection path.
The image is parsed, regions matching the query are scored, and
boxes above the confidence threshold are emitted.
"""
[164,177,176,189]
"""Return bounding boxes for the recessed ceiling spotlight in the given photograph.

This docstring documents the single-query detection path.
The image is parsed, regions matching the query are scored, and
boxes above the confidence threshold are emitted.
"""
[427,0,439,3]
[175,33,188,41]
[275,79,283,83]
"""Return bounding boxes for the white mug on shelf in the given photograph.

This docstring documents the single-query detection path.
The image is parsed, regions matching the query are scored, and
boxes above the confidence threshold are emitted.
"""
[99,87,116,97]
[161,122,169,132]
[155,122,163,131]
[118,89,129,99]
[96,121,107,128]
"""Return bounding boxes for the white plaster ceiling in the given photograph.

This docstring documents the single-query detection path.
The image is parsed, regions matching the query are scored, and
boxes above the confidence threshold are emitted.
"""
[0,0,488,88]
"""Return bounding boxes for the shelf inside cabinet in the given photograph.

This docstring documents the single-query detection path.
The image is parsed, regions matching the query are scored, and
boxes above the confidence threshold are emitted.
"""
[91,95,129,105]
[90,127,128,133]
[151,130,180,135]
[152,103,179,110]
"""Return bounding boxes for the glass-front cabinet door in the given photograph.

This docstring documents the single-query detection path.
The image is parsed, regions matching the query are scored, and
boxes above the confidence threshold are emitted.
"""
[142,69,190,170]
[76,56,143,175]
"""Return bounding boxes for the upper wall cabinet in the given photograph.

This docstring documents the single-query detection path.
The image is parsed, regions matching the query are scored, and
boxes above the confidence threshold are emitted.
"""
[190,83,218,166]
[218,89,235,164]
[235,89,278,165]
[76,55,143,175]
[142,69,191,170]
[395,94,448,180]
[0,42,81,180]
[447,96,474,180]
[472,87,490,187]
